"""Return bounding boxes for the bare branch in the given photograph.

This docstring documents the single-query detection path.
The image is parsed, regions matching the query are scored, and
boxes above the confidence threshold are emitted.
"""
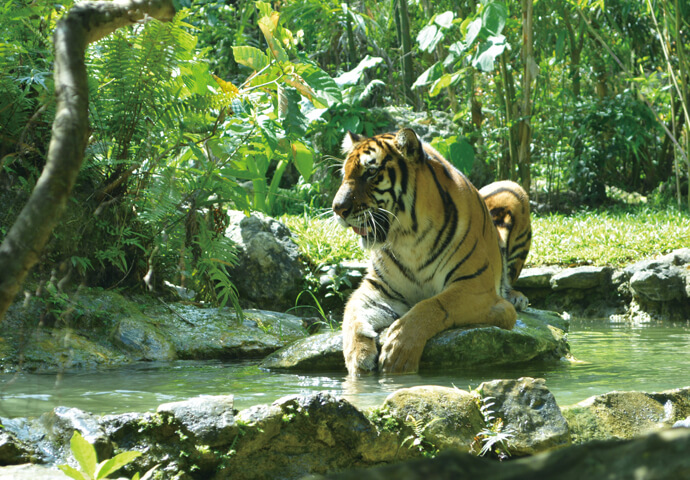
[0,0,176,321]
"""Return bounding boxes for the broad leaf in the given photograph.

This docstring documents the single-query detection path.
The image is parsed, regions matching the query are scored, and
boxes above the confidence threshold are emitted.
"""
[417,25,444,53]
[465,18,482,48]
[296,63,342,106]
[95,451,142,479]
[57,465,89,480]
[472,35,507,72]
[429,73,454,97]
[258,14,289,62]
[232,46,269,71]
[434,11,455,29]
[290,141,314,181]
[412,62,443,89]
[69,431,97,478]
[482,2,507,36]
[334,55,382,87]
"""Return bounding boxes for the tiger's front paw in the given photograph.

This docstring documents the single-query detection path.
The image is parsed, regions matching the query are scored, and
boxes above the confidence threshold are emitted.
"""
[378,319,425,374]
[343,330,379,376]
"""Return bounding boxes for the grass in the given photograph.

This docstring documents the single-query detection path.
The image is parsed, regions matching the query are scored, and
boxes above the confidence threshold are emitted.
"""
[530,206,690,267]
[283,205,690,269]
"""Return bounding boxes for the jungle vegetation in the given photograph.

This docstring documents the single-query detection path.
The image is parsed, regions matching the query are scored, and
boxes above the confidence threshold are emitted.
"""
[0,0,689,319]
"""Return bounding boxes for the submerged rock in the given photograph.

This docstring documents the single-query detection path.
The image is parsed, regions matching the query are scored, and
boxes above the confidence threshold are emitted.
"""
[261,308,570,372]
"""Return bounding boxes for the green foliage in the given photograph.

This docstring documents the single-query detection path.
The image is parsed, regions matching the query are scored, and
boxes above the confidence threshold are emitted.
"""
[470,394,514,460]
[401,414,439,458]
[59,431,158,480]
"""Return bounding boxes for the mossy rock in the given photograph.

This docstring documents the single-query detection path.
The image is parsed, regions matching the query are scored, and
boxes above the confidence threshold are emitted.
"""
[261,308,570,372]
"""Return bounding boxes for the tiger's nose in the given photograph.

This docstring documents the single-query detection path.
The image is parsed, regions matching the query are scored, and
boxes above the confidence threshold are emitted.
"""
[332,200,351,219]
[332,189,353,219]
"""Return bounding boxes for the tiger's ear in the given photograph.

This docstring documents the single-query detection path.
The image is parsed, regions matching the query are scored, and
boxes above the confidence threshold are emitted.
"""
[395,128,425,163]
[342,131,366,155]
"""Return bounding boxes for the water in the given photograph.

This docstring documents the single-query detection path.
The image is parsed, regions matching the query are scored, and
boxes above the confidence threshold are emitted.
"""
[2,319,690,419]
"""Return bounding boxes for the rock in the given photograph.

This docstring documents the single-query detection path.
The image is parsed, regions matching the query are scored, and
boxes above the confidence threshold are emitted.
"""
[217,393,401,479]
[0,464,72,479]
[625,250,690,303]
[110,315,176,361]
[311,428,690,480]
[260,331,344,371]
[550,266,613,290]
[261,308,570,372]
[514,266,561,289]
[157,395,237,447]
[1,290,309,373]
[0,430,34,465]
[562,387,690,444]
[477,377,570,456]
[225,211,306,310]
[382,386,484,453]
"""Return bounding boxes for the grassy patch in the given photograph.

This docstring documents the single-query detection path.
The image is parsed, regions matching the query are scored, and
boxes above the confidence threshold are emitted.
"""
[283,206,689,269]
[529,206,690,267]
[281,213,366,267]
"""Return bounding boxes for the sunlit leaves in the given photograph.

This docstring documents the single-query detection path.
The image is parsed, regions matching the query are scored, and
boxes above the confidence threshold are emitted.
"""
[232,46,269,71]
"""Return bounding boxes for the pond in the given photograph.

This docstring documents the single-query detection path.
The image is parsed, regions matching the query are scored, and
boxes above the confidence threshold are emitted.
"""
[2,318,690,419]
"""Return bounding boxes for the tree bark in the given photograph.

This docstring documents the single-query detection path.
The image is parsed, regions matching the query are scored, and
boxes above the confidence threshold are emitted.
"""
[397,0,416,108]
[0,0,176,322]
[518,0,535,192]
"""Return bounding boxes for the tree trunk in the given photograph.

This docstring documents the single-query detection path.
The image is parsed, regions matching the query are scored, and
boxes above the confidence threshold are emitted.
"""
[518,0,535,192]
[0,0,176,322]
[397,0,416,108]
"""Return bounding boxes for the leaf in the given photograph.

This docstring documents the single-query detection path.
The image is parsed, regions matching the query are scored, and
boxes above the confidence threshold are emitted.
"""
[482,2,507,36]
[472,35,507,72]
[290,141,314,181]
[69,431,97,478]
[231,46,269,71]
[280,86,308,137]
[417,25,444,53]
[258,14,289,62]
[434,11,455,29]
[412,62,443,89]
[296,64,342,105]
[429,73,454,97]
[95,451,142,479]
[334,55,383,87]
[464,18,482,48]
[58,465,89,480]
[283,73,318,105]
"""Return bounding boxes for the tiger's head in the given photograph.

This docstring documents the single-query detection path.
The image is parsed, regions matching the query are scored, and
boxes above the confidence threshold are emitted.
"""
[332,128,424,247]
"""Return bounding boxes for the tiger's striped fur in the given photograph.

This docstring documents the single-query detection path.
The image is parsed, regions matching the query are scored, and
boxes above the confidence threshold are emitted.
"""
[333,128,531,375]
[479,181,532,310]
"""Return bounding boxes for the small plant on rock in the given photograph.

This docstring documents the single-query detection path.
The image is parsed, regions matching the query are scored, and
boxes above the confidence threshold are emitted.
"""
[59,431,158,480]
[470,393,515,460]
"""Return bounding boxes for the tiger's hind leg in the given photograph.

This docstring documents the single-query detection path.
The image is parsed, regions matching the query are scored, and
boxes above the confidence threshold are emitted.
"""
[479,180,532,311]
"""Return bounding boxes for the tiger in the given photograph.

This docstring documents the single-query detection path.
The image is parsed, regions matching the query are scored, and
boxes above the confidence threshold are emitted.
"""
[332,128,531,375]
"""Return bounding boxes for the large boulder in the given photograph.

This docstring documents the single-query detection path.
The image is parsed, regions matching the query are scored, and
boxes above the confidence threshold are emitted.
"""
[261,308,570,372]
[225,211,306,311]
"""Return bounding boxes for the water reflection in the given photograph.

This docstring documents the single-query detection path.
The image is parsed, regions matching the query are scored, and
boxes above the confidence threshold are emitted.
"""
[1,319,690,419]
